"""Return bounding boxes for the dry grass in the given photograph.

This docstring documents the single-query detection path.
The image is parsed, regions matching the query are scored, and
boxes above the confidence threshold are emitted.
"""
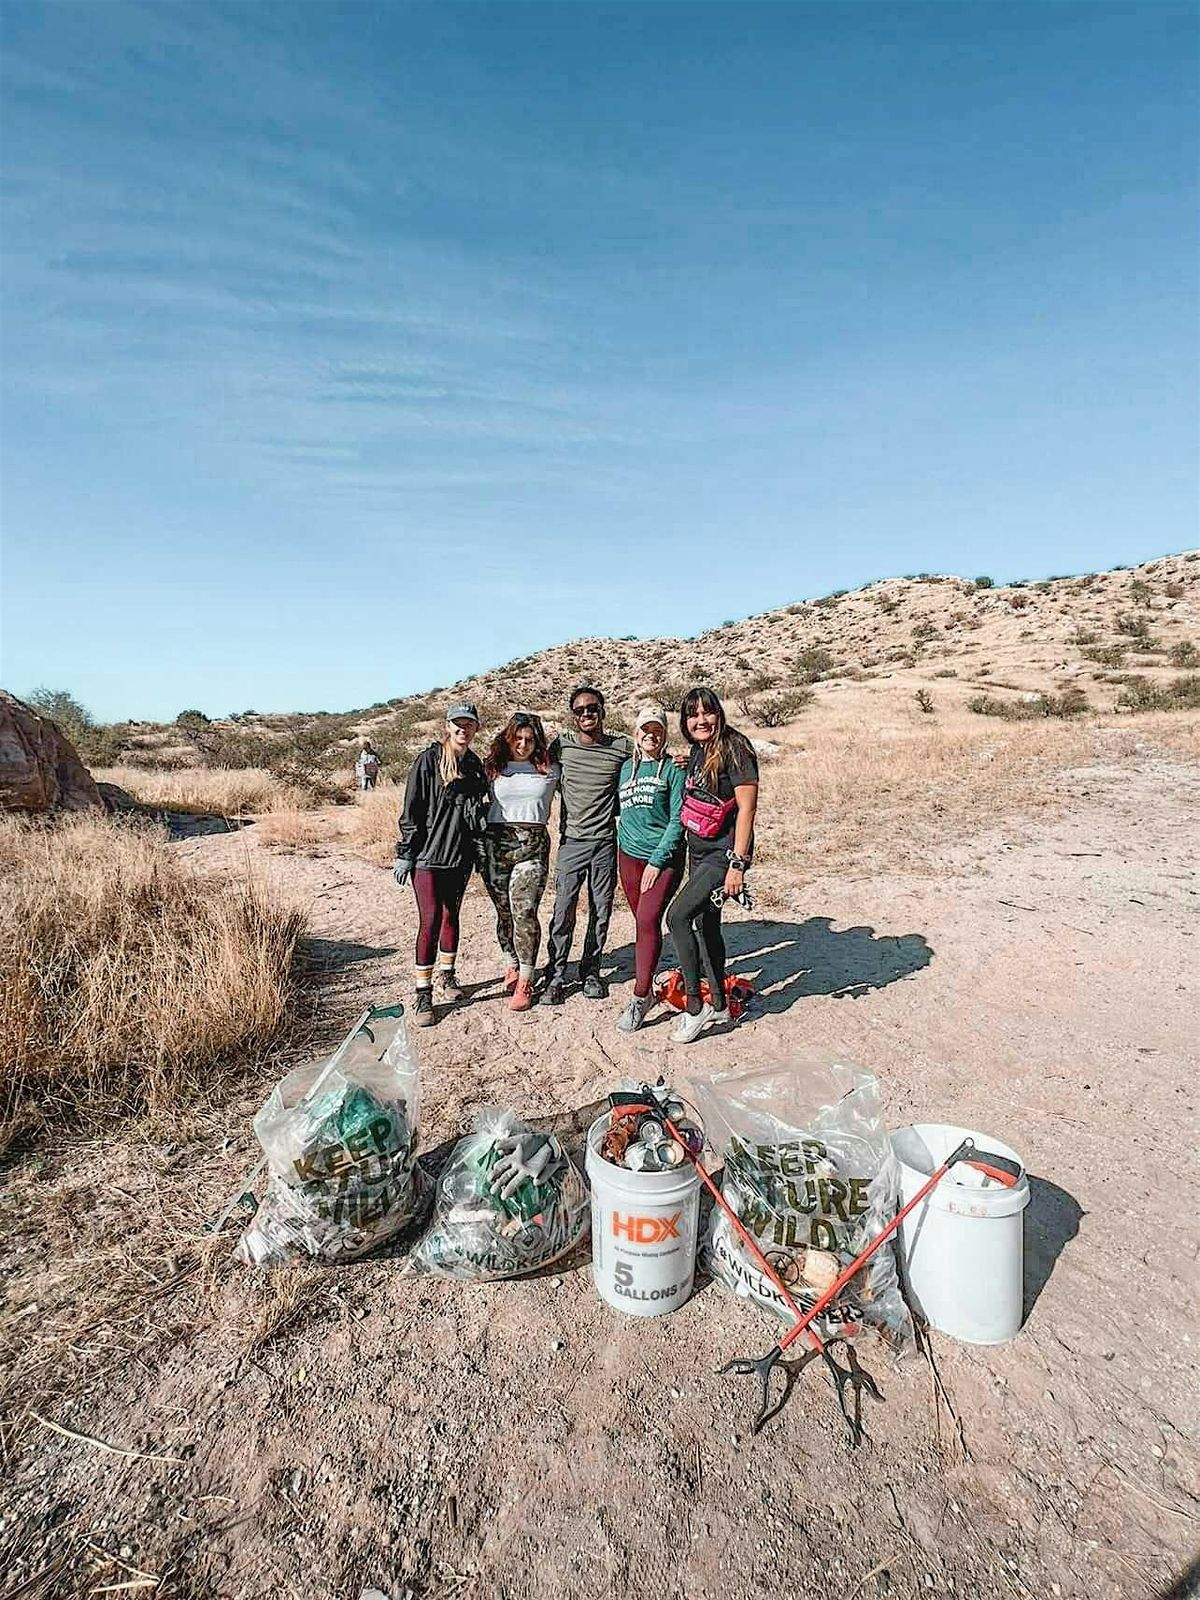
[0,813,307,1133]
[255,808,334,853]
[348,777,402,867]
[753,711,1200,886]
[92,764,326,815]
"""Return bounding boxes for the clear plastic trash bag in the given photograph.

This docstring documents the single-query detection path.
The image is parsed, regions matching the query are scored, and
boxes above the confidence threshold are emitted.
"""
[237,1005,424,1265]
[694,1059,915,1356]
[410,1110,589,1280]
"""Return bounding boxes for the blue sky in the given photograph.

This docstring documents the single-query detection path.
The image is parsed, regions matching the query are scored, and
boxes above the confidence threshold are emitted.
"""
[2,0,1197,721]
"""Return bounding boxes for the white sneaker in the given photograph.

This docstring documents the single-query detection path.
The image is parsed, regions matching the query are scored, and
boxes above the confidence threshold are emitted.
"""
[669,1003,717,1044]
[616,994,652,1034]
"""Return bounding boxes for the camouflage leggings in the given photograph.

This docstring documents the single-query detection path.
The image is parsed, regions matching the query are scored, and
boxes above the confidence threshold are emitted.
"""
[477,824,551,969]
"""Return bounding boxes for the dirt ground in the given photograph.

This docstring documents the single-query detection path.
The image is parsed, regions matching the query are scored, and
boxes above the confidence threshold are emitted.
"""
[3,738,1198,1600]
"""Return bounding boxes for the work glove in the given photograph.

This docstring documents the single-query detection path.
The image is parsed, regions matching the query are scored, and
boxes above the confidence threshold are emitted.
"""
[392,855,414,888]
[487,1133,563,1201]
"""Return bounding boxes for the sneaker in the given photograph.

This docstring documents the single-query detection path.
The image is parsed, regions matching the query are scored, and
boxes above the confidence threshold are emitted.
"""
[412,988,437,1027]
[502,965,519,993]
[508,977,534,1013]
[539,981,565,1006]
[616,994,652,1034]
[581,972,608,1000]
[438,969,465,1003]
[669,1003,717,1044]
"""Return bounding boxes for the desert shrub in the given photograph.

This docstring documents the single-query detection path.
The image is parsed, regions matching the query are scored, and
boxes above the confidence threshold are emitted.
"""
[646,680,692,710]
[175,709,210,728]
[1165,581,1185,598]
[1129,579,1152,605]
[1008,592,1031,610]
[1069,628,1099,646]
[974,576,994,589]
[23,687,129,766]
[912,621,939,642]
[1116,675,1200,713]
[967,689,1090,721]
[914,689,935,714]
[740,672,778,694]
[1115,611,1151,639]
[0,815,306,1131]
[1082,643,1129,667]
[1168,640,1199,667]
[739,688,813,728]
[932,669,958,678]
[792,646,836,683]
[90,764,316,815]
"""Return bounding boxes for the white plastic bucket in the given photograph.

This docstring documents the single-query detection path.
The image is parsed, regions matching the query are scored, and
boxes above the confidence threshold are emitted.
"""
[585,1115,701,1317]
[891,1122,1030,1345]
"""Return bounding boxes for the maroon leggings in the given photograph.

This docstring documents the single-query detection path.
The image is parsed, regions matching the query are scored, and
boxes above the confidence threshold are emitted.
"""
[618,849,680,998]
[412,866,471,967]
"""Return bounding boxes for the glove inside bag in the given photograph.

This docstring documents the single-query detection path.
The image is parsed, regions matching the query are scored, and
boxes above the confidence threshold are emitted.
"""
[410,1109,589,1280]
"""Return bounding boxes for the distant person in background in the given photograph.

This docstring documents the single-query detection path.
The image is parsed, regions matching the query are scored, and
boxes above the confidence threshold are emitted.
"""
[614,707,685,1033]
[665,686,759,1044]
[356,739,382,791]
[479,711,559,1013]
[541,685,634,1005]
[394,704,488,1026]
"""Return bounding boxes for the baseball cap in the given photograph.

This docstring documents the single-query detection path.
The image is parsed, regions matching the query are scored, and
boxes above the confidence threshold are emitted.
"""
[446,702,480,725]
[634,705,667,733]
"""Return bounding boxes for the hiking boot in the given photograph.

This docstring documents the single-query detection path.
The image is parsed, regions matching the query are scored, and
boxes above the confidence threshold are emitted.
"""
[581,972,608,1000]
[539,981,565,1006]
[438,969,465,1003]
[411,988,437,1027]
[508,977,534,1013]
[502,964,519,993]
[669,1003,717,1044]
[616,994,652,1034]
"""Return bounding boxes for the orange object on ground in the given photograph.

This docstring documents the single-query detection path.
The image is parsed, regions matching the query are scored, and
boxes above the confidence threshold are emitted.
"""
[652,968,753,1021]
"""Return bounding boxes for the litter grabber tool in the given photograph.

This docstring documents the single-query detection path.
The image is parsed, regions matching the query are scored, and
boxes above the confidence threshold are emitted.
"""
[656,1105,881,1444]
[685,1129,1022,1441]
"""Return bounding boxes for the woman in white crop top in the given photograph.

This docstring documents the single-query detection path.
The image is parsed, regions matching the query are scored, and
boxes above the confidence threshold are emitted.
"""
[478,712,560,1011]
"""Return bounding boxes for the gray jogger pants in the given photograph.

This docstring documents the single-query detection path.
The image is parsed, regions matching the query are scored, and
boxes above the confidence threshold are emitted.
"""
[545,835,618,983]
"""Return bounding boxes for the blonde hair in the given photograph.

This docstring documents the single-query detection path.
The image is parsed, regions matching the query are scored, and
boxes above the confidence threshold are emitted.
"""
[438,729,462,787]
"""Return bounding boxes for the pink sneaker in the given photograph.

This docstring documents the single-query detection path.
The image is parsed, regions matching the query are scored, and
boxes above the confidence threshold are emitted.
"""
[508,977,533,1012]
[503,965,519,993]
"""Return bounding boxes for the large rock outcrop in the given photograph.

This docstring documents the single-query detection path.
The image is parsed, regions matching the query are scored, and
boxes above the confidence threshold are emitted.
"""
[0,690,103,814]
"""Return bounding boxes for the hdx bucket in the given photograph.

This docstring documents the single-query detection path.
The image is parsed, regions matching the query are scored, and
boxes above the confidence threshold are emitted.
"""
[891,1122,1030,1345]
[585,1115,701,1317]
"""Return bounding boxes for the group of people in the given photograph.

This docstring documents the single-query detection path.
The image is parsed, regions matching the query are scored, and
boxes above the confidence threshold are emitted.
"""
[392,684,760,1043]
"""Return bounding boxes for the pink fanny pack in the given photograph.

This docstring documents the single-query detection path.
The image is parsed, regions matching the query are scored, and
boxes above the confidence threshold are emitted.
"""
[681,784,737,839]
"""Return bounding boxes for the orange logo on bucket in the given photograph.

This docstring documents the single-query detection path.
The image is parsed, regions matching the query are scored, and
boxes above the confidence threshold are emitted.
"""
[612,1212,681,1244]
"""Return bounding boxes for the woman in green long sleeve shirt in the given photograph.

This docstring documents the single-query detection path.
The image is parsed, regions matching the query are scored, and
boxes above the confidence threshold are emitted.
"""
[614,707,686,1032]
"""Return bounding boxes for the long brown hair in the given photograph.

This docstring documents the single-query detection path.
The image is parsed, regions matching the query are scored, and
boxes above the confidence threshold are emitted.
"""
[485,711,550,778]
[679,686,755,788]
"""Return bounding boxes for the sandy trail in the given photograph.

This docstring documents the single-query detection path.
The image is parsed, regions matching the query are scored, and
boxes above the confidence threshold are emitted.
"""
[3,748,1198,1600]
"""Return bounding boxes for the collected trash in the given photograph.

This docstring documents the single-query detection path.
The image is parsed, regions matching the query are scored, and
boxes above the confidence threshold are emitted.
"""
[695,1060,916,1356]
[236,1004,424,1266]
[653,969,754,1022]
[892,1122,1029,1344]
[714,1125,1021,1437]
[598,1085,704,1172]
[587,1081,702,1317]
[411,1111,588,1280]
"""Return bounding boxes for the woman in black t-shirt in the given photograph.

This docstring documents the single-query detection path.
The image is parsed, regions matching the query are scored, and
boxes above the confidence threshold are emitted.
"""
[665,686,759,1043]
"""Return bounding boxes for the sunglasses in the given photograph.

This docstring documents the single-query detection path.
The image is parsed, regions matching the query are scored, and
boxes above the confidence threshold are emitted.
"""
[573,703,602,716]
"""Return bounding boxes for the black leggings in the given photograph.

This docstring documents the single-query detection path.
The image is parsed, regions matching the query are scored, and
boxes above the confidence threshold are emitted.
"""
[666,854,730,1012]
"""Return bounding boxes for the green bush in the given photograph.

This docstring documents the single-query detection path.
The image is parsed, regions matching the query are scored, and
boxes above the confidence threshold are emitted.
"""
[792,646,836,683]
[974,576,995,589]
[968,689,1090,721]
[1116,675,1200,713]
[24,687,129,765]
[1168,640,1199,668]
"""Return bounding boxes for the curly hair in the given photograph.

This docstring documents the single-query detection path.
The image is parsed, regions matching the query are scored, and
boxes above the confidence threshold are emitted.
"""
[485,711,551,778]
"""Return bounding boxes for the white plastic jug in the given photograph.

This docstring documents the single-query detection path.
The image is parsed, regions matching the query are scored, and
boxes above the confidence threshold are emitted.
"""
[585,1115,701,1317]
[891,1122,1030,1345]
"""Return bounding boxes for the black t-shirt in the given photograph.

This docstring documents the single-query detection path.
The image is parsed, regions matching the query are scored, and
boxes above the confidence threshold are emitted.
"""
[685,742,759,861]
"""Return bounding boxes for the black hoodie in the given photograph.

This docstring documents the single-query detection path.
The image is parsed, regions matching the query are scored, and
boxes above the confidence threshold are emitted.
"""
[397,742,489,871]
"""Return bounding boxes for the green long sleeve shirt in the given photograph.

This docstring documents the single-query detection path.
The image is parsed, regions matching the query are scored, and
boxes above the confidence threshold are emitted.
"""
[616,756,685,868]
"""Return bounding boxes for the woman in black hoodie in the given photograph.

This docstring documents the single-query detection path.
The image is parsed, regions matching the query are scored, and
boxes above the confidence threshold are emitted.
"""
[395,703,489,1025]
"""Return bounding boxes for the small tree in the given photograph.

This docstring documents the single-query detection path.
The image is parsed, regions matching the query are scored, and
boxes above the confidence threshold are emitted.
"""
[974,576,995,589]
[914,688,935,714]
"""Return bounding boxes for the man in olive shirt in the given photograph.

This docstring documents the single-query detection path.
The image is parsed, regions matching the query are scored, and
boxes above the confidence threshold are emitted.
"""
[541,685,634,1004]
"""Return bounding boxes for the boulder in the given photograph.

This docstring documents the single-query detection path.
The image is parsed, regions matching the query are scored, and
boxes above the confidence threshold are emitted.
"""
[0,690,103,814]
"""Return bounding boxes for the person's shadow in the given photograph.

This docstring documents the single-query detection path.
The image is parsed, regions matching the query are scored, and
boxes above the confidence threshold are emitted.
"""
[607,917,933,1019]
